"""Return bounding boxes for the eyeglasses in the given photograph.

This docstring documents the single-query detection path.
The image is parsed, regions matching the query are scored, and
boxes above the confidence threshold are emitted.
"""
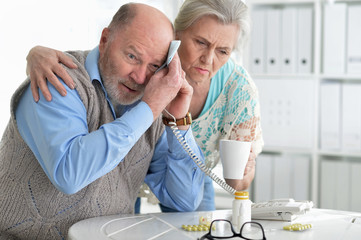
[198,219,266,240]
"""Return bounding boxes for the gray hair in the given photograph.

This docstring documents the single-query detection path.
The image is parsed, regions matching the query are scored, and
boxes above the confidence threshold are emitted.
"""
[174,0,250,52]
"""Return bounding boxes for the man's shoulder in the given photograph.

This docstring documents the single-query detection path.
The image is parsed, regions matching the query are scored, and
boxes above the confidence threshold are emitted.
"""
[55,51,100,110]
[64,50,90,64]
[59,51,92,87]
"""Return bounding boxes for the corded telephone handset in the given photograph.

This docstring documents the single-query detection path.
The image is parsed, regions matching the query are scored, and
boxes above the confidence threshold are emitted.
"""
[156,40,182,73]
[160,40,237,195]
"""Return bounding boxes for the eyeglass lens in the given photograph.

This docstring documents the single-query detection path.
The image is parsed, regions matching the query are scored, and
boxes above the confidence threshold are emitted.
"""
[210,221,264,239]
[241,222,264,240]
[210,220,234,238]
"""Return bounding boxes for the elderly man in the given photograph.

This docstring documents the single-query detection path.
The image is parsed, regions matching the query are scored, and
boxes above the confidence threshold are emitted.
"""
[0,3,204,239]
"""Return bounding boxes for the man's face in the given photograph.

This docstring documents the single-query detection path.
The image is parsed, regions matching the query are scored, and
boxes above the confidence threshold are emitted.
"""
[98,17,173,105]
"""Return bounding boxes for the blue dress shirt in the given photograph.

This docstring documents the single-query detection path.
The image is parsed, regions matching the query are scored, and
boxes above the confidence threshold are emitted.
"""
[16,47,205,211]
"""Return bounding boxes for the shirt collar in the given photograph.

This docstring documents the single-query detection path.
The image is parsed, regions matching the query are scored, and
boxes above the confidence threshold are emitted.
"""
[85,46,102,83]
[85,46,118,118]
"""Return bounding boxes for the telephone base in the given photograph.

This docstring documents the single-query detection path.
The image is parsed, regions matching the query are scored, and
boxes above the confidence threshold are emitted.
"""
[251,199,313,222]
[252,212,297,221]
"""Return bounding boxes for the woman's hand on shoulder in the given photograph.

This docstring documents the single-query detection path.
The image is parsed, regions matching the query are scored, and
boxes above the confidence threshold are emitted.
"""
[26,46,77,102]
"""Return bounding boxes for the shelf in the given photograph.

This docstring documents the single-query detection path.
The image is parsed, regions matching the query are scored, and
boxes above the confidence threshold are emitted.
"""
[249,0,360,5]
[262,147,361,158]
[251,73,317,79]
[320,75,361,81]
[252,73,361,81]
[331,0,361,3]
[249,0,315,5]
[261,147,315,155]
[318,150,361,158]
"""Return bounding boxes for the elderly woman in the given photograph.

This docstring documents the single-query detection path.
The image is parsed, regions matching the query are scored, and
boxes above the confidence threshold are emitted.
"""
[26,0,263,212]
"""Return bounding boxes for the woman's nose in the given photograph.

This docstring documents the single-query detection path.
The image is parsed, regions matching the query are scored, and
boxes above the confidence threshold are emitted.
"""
[200,50,215,64]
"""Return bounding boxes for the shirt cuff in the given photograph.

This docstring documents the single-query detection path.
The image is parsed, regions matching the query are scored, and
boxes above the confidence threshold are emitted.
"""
[165,126,199,158]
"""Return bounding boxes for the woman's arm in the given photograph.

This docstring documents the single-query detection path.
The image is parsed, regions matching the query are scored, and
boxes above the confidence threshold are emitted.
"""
[226,116,263,191]
[26,46,77,102]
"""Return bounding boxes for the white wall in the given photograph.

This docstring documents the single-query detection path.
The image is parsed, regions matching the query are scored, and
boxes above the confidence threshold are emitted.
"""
[0,0,183,136]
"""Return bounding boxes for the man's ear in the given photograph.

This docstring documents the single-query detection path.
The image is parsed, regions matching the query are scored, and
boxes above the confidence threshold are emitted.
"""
[99,28,110,54]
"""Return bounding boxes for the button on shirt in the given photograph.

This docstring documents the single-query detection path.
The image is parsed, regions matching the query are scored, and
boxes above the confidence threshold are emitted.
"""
[16,47,205,211]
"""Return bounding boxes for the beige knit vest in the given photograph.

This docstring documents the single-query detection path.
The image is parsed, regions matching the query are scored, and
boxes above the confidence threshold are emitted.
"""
[0,51,165,240]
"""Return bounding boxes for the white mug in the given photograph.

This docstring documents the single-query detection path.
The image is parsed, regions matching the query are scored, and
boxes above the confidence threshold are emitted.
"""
[219,140,251,179]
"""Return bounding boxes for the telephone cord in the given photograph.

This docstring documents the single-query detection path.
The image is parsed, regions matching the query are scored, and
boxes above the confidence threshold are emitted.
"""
[163,109,236,195]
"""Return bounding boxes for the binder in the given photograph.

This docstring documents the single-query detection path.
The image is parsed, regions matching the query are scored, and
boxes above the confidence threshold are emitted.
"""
[254,154,273,202]
[351,162,361,212]
[323,3,346,74]
[320,82,341,150]
[282,79,315,149]
[335,161,350,211]
[320,159,349,210]
[265,8,281,74]
[250,8,266,74]
[255,78,315,149]
[320,160,336,209]
[296,7,313,74]
[273,156,291,199]
[347,5,361,75]
[281,7,297,74]
[292,156,310,201]
[253,78,283,147]
[341,84,361,151]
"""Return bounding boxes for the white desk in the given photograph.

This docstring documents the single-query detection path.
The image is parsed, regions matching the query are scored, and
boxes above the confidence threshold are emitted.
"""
[68,209,361,240]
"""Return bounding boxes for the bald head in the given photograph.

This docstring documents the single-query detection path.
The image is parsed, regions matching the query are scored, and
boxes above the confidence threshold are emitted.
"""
[104,3,175,64]
[108,3,174,39]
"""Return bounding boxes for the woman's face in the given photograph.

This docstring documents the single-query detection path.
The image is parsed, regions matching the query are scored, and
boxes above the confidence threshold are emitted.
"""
[176,15,239,84]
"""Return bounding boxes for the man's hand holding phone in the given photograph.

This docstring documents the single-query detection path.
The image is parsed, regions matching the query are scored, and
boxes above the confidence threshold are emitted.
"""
[142,52,193,129]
